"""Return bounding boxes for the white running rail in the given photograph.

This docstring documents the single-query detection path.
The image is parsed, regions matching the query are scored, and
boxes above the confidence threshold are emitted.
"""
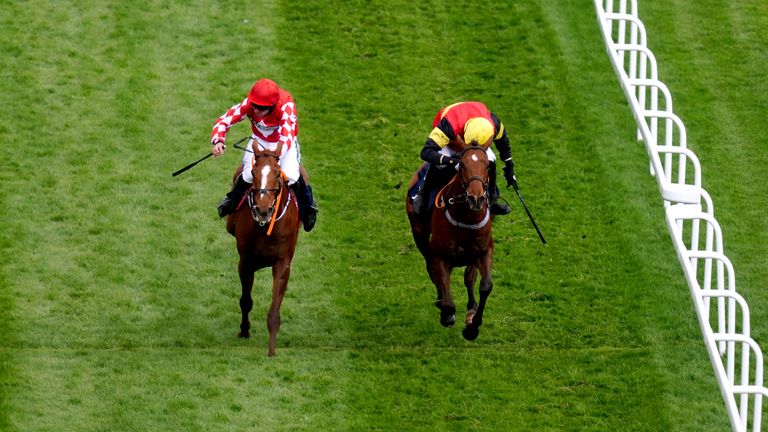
[594,1,768,430]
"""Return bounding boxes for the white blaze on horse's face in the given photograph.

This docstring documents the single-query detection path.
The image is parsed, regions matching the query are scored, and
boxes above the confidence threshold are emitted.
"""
[471,154,479,162]
[259,165,271,191]
[250,163,275,226]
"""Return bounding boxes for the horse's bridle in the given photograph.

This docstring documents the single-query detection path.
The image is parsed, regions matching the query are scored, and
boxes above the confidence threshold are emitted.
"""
[248,180,282,222]
[247,153,287,228]
[448,147,489,205]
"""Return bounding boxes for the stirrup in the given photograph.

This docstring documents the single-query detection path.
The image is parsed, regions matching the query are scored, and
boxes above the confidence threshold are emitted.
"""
[490,201,511,216]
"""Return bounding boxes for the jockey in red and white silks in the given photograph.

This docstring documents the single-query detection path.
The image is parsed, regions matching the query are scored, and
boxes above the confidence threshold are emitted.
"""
[210,78,318,231]
[211,80,301,185]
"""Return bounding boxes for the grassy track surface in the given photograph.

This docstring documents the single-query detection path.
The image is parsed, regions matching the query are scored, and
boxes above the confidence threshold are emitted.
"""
[1,1,766,430]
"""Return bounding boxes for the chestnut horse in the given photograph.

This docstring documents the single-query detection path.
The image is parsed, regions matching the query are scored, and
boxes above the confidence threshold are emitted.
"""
[406,144,495,340]
[226,143,300,356]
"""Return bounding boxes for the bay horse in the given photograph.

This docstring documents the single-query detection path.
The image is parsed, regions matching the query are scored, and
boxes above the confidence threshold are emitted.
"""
[406,144,495,340]
[226,143,300,357]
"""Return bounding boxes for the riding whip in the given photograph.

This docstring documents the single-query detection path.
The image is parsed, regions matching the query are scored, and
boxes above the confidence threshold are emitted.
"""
[171,136,251,177]
[510,183,546,244]
[171,153,214,177]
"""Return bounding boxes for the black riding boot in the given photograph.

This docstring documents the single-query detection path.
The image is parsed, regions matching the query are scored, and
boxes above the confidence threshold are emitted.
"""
[217,174,251,218]
[488,161,511,215]
[292,176,318,232]
[412,165,443,216]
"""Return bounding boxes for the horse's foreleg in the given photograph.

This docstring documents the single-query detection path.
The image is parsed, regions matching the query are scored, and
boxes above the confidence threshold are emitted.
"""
[430,258,455,327]
[464,265,478,314]
[472,273,493,329]
[238,258,255,339]
[266,259,291,357]
[463,251,493,341]
[464,265,479,331]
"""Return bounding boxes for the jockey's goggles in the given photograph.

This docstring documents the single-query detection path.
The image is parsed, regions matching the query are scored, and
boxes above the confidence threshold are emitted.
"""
[251,103,273,111]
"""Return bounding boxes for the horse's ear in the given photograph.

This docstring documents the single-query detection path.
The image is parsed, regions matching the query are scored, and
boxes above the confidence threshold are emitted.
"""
[275,141,284,157]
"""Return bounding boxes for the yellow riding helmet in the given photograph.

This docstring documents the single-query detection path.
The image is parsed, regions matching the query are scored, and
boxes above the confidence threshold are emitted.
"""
[463,117,494,146]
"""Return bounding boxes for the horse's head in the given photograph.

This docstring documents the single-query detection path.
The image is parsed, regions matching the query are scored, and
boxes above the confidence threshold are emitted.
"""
[248,146,284,227]
[458,145,489,212]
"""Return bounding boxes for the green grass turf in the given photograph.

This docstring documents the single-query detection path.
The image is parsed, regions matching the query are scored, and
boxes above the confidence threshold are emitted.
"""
[1,0,766,430]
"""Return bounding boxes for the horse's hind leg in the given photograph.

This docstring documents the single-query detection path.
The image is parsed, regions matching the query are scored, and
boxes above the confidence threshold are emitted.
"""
[415,233,442,305]
[266,259,291,357]
[408,215,437,297]
[237,259,255,339]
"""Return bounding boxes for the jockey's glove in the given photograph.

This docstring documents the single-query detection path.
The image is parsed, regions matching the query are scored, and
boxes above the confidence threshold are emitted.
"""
[503,160,518,189]
[440,155,461,167]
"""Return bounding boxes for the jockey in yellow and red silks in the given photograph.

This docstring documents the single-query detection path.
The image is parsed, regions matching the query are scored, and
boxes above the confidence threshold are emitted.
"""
[412,101,518,217]
[210,78,318,231]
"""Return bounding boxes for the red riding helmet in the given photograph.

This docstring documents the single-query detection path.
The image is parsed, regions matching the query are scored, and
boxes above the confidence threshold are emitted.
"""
[247,78,280,107]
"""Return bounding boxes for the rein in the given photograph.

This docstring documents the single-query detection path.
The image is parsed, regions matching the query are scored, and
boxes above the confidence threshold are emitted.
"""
[435,175,489,205]
[434,176,458,209]
[268,182,293,235]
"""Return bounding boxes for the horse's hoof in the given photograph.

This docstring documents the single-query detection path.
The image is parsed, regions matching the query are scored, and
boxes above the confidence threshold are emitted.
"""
[462,325,480,341]
[440,314,456,327]
[238,330,250,339]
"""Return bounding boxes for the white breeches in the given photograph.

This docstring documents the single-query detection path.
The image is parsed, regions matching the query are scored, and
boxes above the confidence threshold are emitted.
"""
[438,146,496,163]
[241,136,301,185]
